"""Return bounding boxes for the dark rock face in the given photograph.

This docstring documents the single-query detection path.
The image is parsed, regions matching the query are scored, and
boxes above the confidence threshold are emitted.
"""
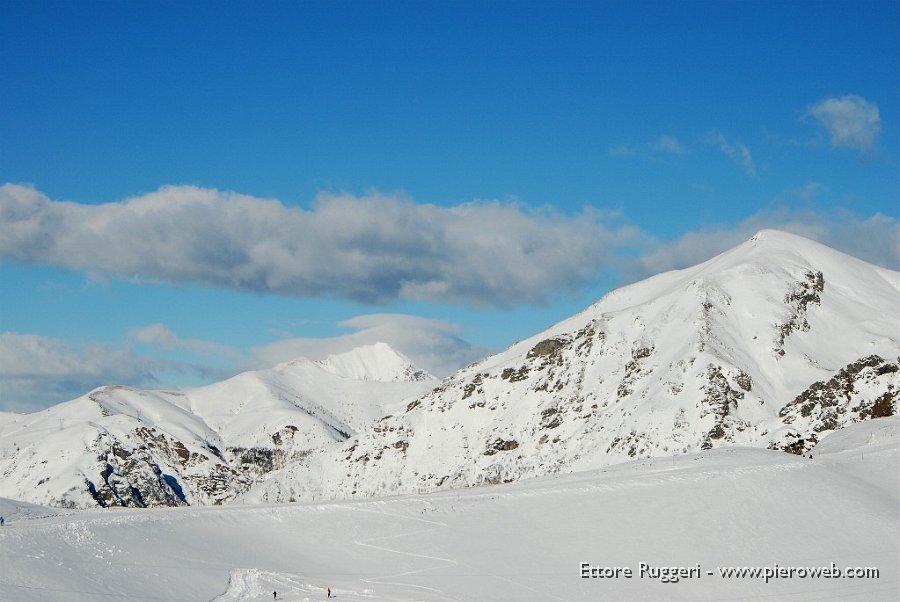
[774,355,899,454]
[870,391,895,418]
[88,441,187,508]
[774,271,825,356]
[484,438,519,455]
[699,365,750,449]
[618,345,654,399]
[527,338,567,359]
[70,422,316,508]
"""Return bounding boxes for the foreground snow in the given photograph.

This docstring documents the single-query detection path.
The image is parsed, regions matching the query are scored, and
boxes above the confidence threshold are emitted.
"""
[1,418,897,601]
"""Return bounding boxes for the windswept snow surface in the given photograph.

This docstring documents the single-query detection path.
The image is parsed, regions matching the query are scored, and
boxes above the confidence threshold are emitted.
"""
[1,418,897,601]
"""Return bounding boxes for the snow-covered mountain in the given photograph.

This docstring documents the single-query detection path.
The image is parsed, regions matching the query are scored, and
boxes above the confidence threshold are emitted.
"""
[0,344,436,508]
[243,230,899,503]
[317,342,433,382]
[3,230,897,509]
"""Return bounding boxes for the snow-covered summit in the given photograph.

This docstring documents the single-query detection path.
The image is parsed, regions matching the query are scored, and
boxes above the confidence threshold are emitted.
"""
[315,342,434,382]
[243,229,899,503]
[2,230,897,509]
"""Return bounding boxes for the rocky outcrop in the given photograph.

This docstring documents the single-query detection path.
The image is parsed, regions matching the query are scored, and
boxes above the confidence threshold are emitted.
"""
[53,422,320,508]
[772,355,899,454]
[774,270,824,356]
[700,365,752,449]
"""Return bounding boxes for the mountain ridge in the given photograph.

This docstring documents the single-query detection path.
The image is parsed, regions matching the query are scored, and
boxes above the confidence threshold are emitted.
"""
[0,342,436,507]
[239,229,899,503]
[1,230,897,508]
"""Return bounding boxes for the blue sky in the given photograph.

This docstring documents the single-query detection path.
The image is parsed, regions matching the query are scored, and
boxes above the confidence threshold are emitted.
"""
[1,0,898,411]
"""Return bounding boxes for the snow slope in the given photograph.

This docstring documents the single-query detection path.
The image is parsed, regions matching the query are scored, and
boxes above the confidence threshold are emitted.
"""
[0,344,436,508]
[245,230,899,502]
[1,417,896,601]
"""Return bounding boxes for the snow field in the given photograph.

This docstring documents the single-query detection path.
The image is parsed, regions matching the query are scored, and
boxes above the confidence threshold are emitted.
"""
[0,417,896,601]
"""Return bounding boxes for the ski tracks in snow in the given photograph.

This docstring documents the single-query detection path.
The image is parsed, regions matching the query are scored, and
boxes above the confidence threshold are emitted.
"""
[351,503,462,600]
[209,505,459,602]
[208,504,459,602]
[350,502,570,602]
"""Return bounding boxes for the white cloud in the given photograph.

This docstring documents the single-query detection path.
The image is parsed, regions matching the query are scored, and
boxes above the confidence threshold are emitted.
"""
[807,95,881,153]
[131,323,238,358]
[0,333,159,412]
[706,132,756,176]
[3,198,896,410]
[250,313,490,378]
[0,184,646,307]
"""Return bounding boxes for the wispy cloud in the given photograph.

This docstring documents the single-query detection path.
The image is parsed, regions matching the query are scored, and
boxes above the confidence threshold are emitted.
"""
[705,131,756,176]
[806,95,881,154]
[131,323,238,358]
[0,184,647,307]
[652,135,687,155]
[250,313,490,378]
[608,135,687,157]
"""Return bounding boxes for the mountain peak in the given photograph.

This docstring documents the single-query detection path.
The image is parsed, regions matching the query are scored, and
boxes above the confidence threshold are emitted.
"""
[749,228,796,243]
[738,228,886,263]
[317,343,434,382]
[744,229,832,255]
[676,229,894,287]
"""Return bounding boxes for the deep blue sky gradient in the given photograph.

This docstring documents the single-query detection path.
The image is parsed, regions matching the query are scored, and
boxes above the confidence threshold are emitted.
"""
[4,2,896,213]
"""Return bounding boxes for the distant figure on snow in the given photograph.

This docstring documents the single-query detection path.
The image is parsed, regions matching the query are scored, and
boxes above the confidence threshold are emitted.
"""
[0,516,4,526]
[327,587,332,598]
[273,591,276,600]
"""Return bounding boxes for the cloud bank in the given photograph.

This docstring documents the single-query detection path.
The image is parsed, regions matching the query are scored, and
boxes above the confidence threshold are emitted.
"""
[0,184,643,307]
[0,314,489,411]
[807,95,881,153]
[2,182,895,311]
[2,191,896,412]
[0,333,159,412]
